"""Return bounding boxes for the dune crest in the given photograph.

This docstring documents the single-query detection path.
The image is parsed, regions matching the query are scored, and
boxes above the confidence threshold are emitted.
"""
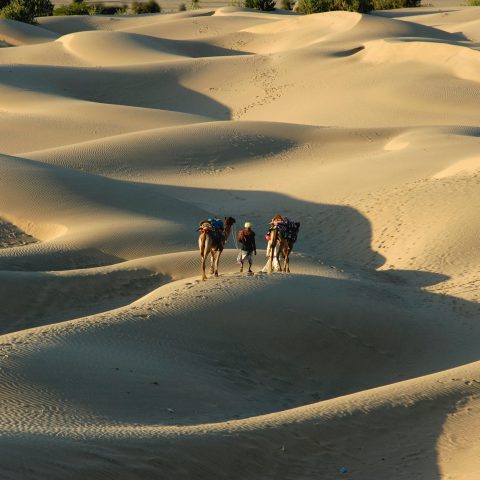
[58,31,189,65]
[433,155,480,179]
[361,38,480,83]
[0,18,59,46]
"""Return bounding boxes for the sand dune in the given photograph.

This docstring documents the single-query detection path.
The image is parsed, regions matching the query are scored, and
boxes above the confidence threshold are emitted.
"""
[374,5,480,41]
[1,5,480,479]
[0,18,59,46]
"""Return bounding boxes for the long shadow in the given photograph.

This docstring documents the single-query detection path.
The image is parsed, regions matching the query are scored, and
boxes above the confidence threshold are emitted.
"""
[159,183,388,269]
[1,180,480,478]
[0,63,233,119]
[371,13,472,43]
[6,274,480,479]
[0,174,383,271]
[0,268,170,335]
[0,246,124,272]
[0,176,446,280]
[101,387,467,479]
[142,36,253,58]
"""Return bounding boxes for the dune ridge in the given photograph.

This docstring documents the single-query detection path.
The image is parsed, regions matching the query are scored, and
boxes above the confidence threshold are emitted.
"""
[0,5,480,479]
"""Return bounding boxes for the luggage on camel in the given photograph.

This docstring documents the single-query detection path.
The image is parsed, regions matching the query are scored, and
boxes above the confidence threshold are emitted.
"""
[198,218,224,230]
[197,218,225,245]
[267,215,299,243]
[284,220,300,243]
[209,218,224,230]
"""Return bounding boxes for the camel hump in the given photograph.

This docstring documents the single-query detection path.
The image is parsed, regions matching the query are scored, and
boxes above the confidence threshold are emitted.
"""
[285,220,300,243]
[209,218,224,230]
[269,216,300,243]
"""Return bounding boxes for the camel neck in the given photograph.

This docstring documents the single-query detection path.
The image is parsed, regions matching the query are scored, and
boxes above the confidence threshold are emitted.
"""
[224,225,231,240]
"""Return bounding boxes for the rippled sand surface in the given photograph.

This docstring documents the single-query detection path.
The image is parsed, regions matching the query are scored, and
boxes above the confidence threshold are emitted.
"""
[1,6,480,479]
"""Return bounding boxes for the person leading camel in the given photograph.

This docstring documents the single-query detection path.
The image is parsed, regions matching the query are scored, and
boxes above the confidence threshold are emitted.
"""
[237,222,256,273]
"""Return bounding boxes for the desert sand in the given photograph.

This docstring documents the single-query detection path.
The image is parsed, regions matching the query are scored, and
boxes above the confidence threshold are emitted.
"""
[0,5,480,479]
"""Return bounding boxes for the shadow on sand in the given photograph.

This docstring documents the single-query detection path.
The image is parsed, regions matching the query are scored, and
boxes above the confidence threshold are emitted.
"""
[0,183,478,479]
[0,61,235,119]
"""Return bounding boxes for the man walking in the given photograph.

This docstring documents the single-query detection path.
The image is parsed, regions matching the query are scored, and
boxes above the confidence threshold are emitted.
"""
[237,222,257,273]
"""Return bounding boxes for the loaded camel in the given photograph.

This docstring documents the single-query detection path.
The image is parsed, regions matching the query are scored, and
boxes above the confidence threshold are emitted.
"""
[267,216,300,273]
[198,216,236,281]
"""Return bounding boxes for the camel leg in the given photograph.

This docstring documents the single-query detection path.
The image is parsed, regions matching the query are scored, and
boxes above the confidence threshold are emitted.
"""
[281,243,287,272]
[214,249,222,277]
[199,235,207,281]
[210,250,215,274]
[283,246,290,273]
[202,255,208,280]
[268,242,273,273]
[269,229,277,273]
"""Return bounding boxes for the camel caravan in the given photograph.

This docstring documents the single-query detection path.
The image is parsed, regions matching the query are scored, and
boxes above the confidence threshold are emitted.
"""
[197,215,300,281]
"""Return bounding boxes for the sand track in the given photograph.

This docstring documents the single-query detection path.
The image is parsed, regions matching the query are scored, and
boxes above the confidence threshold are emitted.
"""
[1,6,480,479]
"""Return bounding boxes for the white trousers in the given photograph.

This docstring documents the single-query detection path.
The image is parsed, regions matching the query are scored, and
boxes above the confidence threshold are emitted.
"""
[262,242,280,272]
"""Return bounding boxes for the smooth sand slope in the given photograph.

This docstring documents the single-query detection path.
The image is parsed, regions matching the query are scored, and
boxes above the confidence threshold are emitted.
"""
[1,6,480,479]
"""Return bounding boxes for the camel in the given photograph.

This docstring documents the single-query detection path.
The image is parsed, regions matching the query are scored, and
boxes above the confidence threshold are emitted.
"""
[267,219,300,273]
[198,216,236,281]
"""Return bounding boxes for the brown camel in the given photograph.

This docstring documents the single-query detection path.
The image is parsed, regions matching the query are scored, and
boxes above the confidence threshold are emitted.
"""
[198,217,236,281]
[268,220,300,273]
